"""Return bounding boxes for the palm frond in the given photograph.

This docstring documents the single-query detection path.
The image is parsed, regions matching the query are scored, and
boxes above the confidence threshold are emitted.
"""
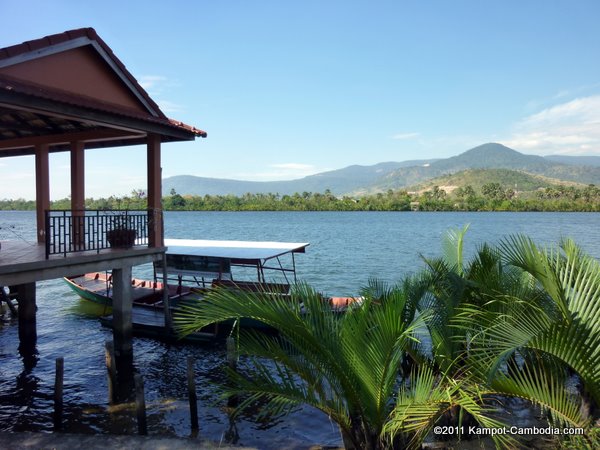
[384,365,517,449]
[441,224,470,275]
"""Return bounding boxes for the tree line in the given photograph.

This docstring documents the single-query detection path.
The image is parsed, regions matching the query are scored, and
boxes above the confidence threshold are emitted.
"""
[2,184,600,212]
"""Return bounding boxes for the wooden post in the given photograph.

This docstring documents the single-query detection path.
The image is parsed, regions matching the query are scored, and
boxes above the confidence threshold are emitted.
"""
[70,141,85,250]
[147,133,163,248]
[16,282,37,355]
[161,253,172,332]
[226,336,237,370]
[112,266,135,402]
[53,357,64,430]
[226,337,238,408]
[35,144,50,244]
[187,356,199,433]
[134,374,147,435]
[105,341,117,404]
[112,267,133,362]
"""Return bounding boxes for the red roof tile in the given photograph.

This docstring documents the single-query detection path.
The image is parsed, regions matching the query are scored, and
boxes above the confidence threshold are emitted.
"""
[0,28,206,138]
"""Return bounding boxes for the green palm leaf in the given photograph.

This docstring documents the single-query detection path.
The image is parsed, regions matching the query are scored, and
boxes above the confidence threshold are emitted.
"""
[175,282,425,449]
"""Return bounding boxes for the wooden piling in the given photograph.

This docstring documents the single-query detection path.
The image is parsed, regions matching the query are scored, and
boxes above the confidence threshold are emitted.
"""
[105,341,117,404]
[187,356,199,433]
[112,266,133,363]
[226,336,237,370]
[226,337,238,407]
[53,357,64,430]
[16,282,37,352]
[134,374,147,435]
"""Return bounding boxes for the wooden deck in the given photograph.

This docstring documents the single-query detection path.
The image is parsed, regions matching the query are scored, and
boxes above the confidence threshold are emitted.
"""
[0,240,166,286]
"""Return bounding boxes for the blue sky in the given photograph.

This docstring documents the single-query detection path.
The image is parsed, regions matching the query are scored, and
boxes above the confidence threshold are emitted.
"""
[2,0,600,199]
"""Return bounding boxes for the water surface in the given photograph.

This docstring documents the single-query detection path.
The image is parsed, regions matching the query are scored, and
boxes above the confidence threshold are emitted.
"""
[1,211,599,448]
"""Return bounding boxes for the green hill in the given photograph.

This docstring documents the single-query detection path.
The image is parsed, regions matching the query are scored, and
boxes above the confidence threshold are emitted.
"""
[406,168,584,194]
[163,143,600,197]
[366,143,600,193]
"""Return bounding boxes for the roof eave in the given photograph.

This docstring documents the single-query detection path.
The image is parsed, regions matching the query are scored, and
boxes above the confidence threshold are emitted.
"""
[0,88,203,142]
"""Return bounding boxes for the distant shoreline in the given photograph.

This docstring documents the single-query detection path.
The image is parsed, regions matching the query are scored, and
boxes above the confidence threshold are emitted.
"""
[2,184,600,213]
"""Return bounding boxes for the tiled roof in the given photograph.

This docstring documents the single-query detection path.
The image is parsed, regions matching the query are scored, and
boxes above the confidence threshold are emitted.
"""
[0,73,207,138]
[0,28,206,138]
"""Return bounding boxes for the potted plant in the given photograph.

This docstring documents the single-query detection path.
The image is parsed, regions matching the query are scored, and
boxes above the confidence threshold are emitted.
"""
[106,211,137,248]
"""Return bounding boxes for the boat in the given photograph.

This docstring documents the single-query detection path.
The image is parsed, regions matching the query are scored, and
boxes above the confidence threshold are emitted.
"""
[66,238,343,341]
[65,238,310,305]
[66,238,362,342]
[64,272,191,308]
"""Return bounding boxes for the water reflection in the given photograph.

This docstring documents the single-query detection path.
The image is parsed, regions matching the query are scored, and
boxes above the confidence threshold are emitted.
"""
[4,211,598,447]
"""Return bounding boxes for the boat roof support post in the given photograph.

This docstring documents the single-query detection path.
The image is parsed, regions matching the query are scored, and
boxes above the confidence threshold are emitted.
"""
[292,253,297,284]
[147,133,163,248]
[160,252,172,332]
[35,143,50,244]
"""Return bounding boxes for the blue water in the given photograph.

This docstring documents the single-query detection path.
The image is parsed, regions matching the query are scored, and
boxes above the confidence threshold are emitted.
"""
[165,211,600,295]
[1,211,599,448]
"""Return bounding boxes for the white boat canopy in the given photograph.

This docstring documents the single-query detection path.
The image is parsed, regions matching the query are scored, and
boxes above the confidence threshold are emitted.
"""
[162,239,309,284]
[164,239,309,262]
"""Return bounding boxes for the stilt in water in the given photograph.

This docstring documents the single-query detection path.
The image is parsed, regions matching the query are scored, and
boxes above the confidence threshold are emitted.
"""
[16,283,37,370]
[111,267,135,402]
[134,374,147,435]
[187,356,199,434]
[53,357,64,430]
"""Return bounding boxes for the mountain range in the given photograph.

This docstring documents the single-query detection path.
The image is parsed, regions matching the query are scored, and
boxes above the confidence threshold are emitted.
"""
[163,143,600,197]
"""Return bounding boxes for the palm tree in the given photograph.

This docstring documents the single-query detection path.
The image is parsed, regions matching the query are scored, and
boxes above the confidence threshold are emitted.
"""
[175,229,599,448]
[458,236,600,440]
[176,283,422,449]
[416,228,599,447]
[175,279,510,449]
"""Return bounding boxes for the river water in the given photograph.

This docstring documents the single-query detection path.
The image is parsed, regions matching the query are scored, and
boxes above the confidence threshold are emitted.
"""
[1,211,599,448]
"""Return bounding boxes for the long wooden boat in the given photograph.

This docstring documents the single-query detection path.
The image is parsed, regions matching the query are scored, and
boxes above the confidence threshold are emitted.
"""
[64,272,192,308]
[65,238,361,341]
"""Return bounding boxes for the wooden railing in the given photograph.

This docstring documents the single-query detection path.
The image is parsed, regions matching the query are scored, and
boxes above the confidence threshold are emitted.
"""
[45,210,149,258]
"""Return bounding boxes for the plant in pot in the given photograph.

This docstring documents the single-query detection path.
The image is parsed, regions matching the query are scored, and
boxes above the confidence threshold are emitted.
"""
[106,211,137,248]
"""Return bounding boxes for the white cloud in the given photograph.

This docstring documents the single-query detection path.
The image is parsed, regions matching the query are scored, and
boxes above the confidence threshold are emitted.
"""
[156,100,185,114]
[504,95,600,155]
[391,132,420,140]
[137,76,184,114]
[138,75,168,91]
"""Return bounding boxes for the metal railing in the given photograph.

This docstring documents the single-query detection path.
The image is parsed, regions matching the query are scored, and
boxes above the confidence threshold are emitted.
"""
[45,210,150,258]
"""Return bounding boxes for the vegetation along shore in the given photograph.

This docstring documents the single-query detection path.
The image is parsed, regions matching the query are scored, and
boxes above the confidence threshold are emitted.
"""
[2,181,600,212]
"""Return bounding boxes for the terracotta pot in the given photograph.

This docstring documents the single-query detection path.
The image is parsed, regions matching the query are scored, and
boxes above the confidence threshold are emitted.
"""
[106,229,137,248]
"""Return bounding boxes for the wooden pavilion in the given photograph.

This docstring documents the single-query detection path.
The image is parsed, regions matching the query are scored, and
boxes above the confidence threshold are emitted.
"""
[0,28,206,373]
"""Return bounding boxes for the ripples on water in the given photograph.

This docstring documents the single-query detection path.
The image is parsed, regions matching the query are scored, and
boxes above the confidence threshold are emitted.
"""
[1,211,599,447]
